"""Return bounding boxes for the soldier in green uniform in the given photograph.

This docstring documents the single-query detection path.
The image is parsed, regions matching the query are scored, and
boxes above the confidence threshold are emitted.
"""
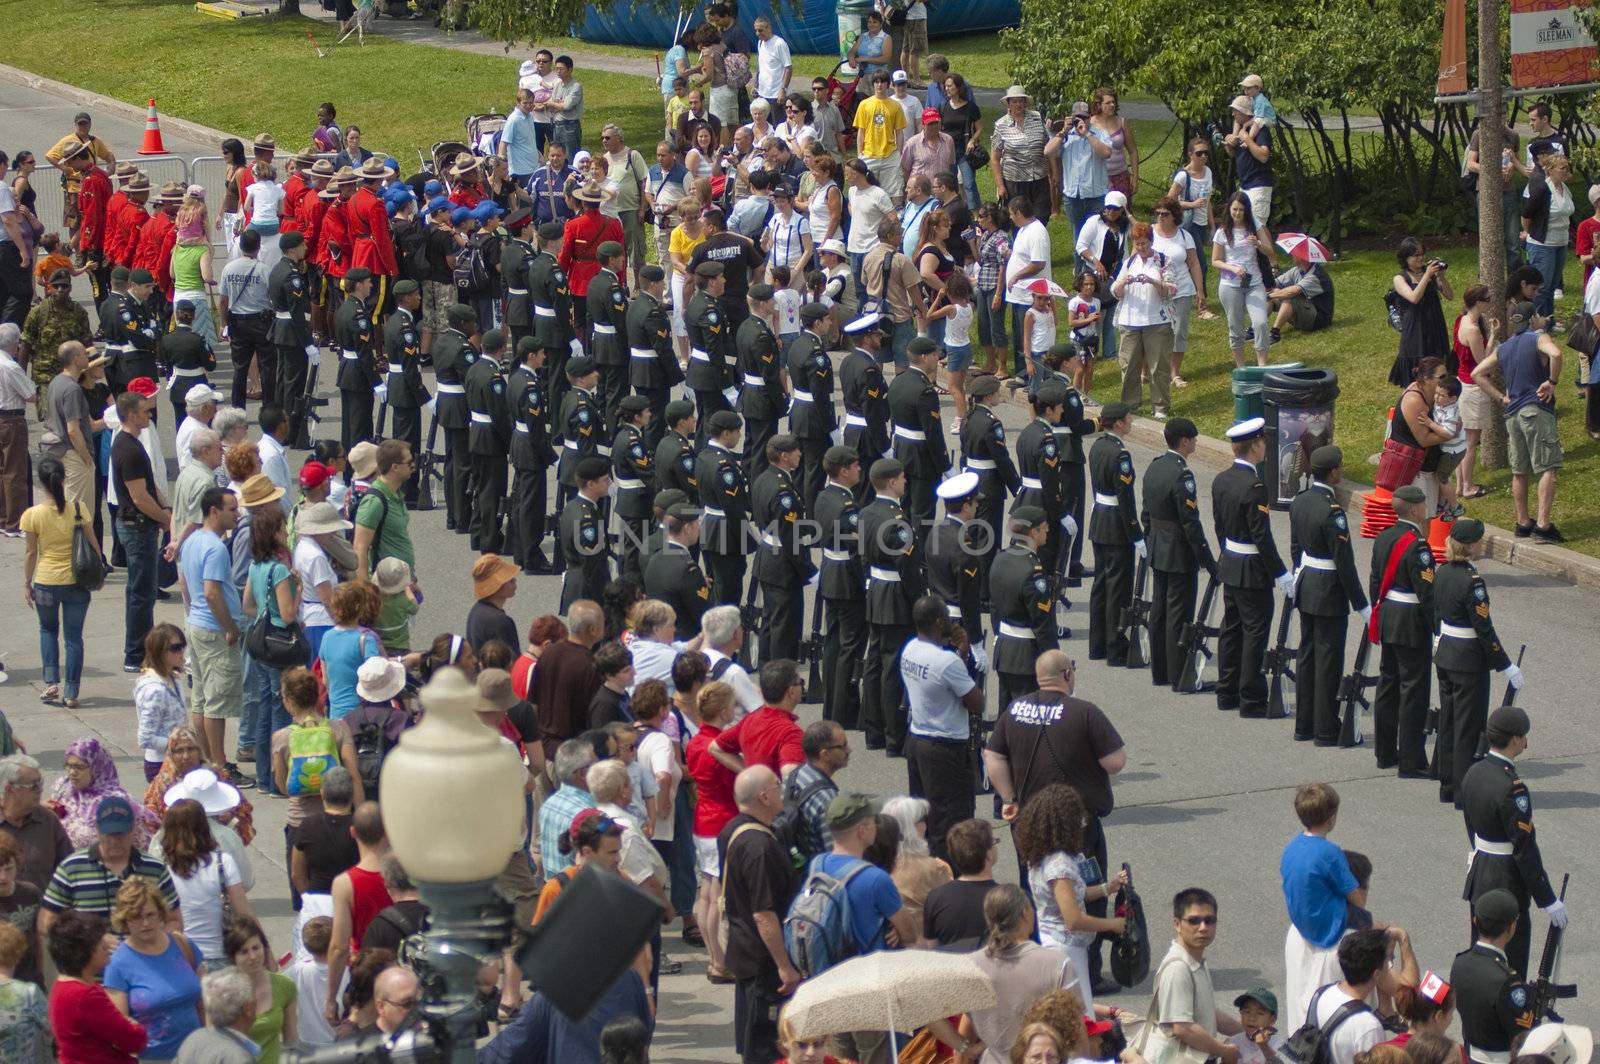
[1013,384,1066,546]
[626,264,679,449]
[334,266,380,461]
[989,505,1057,714]
[1038,344,1092,585]
[612,394,656,582]
[508,337,555,574]
[815,446,865,729]
[465,328,512,554]
[839,314,890,479]
[642,489,687,563]
[384,280,428,506]
[552,355,604,573]
[960,376,1020,573]
[1212,417,1292,716]
[560,456,613,611]
[1367,484,1435,773]
[1087,402,1143,665]
[1143,418,1217,690]
[499,209,536,354]
[785,303,837,512]
[266,233,314,445]
[1450,889,1538,1063]
[587,240,629,426]
[431,304,478,533]
[887,336,949,536]
[158,301,216,421]
[736,283,786,484]
[927,472,985,648]
[685,261,734,439]
[860,458,923,754]
[752,433,814,662]
[643,501,712,640]
[111,269,161,402]
[529,222,575,436]
[21,269,92,414]
[654,399,699,498]
[1287,445,1368,744]
[695,409,750,605]
[1435,518,1523,804]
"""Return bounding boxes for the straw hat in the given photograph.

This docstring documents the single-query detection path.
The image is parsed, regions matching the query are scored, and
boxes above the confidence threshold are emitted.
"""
[237,474,285,509]
[1002,85,1030,101]
[356,656,408,703]
[297,500,352,536]
[374,556,413,596]
[472,554,519,600]
[163,767,241,816]
[348,440,379,479]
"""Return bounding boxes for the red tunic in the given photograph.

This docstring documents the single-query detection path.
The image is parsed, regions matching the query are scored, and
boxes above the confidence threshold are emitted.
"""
[102,189,129,262]
[448,181,484,209]
[559,208,622,297]
[280,173,307,234]
[319,199,353,278]
[299,191,328,260]
[114,202,149,269]
[238,167,255,224]
[139,213,178,297]
[77,166,113,255]
[349,186,398,277]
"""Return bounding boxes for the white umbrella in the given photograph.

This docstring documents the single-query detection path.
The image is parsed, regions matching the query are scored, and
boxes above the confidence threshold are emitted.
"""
[783,949,995,1055]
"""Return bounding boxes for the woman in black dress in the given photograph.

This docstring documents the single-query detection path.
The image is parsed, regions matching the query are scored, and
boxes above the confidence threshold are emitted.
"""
[1390,236,1453,385]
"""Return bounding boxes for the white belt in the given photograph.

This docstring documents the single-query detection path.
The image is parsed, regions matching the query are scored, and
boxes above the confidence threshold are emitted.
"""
[170,365,206,378]
[823,548,852,562]
[689,347,711,362]
[791,389,814,403]
[703,506,726,517]
[340,349,361,361]
[844,413,868,427]
[630,347,657,359]
[1299,555,1336,570]
[998,621,1035,639]
[506,287,528,295]
[869,565,901,582]
[592,323,617,335]
[966,458,996,471]
[470,411,492,424]
[597,444,612,456]
[1224,538,1259,555]
[106,343,135,353]
[274,310,293,320]
[1441,622,1477,640]
[893,425,926,441]
[514,422,530,434]
[562,440,580,449]
[1385,589,1420,605]
[946,602,962,618]
[762,532,781,548]
[743,373,766,388]
[1473,836,1514,855]
[615,477,646,490]
[1094,491,1119,507]
[387,368,405,379]
[1468,1048,1511,1064]
[1020,476,1043,490]
[534,305,556,318]
[436,382,465,395]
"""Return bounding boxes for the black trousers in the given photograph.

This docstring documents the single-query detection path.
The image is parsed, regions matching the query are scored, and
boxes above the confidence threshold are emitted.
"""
[862,621,913,750]
[744,417,775,484]
[1218,585,1273,713]
[471,452,508,554]
[276,344,310,439]
[617,512,649,583]
[443,428,473,530]
[1088,542,1132,663]
[0,242,29,325]
[391,406,423,504]
[976,492,1005,572]
[798,436,828,514]
[340,389,374,456]
[1295,612,1348,743]
[758,580,802,663]
[822,595,866,729]
[511,465,550,569]
[1064,463,1088,578]
[733,967,784,1064]
[1436,666,1489,803]
[599,361,628,427]
[1150,568,1197,687]
[905,473,934,543]
[1374,642,1431,772]
[693,387,731,442]
[639,386,670,451]
[906,733,975,863]
[706,548,746,606]
[997,671,1034,721]
[228,314,274,407]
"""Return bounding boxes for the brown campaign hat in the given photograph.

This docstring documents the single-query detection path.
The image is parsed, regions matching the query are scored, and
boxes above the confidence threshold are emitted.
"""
[358,156,396,181]
[114,162,139,181]
[333,166,359,188]
[291,148,317,166]
[571,178,605,203]
[252,132,277,152]
[123,173,151,194]
[157,182,184,205]
[309,158,336,179]
[449,153,480,179]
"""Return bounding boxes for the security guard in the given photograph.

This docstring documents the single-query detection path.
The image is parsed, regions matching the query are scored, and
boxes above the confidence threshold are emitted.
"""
[1460,706,1565,976]
[654,400,699,498]
[1367,484,1435,773]
[1143,418,1217,689]
[752,434,814,662]
[465,328,512,555]
[529,221,575,434]
[960,376,1020,572]
[839,314,891,479]
[815,446,866,729]
[508,337,555,574]
[1213,417,1292,716]
[612,394,656,582]
[384,280,428,506]
[685,262,734,438]
[887,336,950,535]
[559,456,614,611]
[860,458,923,754]
[1435,519,1523,805]
[990,506,1057,714]
[267,233,315,445]
[500,209,536,354]
[626,264,679,449]
[1087,402,1144,666]
[643,501,712,640]
[333,267,380,460]
[1288,446,1368,744]
[927,472,986,646]
[1013,384,1067,572]
[737,284,787,483]
[432,304,479,533]
[108,267,161,396]
[1041,344,1093,586]
[696,409,750,605]
[1450,889,1538,1063]
[785,303,838,512]
[588,240,629,425]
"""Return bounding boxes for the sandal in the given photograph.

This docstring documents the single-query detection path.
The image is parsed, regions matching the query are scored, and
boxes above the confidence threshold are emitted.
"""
[707,965,736,985]
[63,698,80,709]
[497,1001,523,1023]
[41,684,60,705]
[1460,486,1489,499]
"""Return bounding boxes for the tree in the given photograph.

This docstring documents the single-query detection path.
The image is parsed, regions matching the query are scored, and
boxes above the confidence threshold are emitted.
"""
[1477,0,1510,469]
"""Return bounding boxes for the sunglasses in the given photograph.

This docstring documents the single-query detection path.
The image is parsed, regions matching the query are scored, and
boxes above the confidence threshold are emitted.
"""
[169,643,187,652]
[1194,150,1210,157]
[1154,210,1173,217]
[1182,914,1219,927]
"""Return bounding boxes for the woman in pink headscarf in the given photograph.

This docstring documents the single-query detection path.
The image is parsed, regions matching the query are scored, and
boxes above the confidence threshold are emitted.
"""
[47,737,161,848]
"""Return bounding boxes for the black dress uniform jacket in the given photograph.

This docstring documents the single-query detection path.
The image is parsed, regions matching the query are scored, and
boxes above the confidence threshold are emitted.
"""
[383,308,428,408]
[267,260,312,347]
[684,290,733,394]
[860,495,922,626]
[1368,520,1435,646]
[556,386,606,488]
[839,348,889,461]
[785,330,835,438]
[1461,752,1557,914]
[736,315,786,421]
[926,517,985,637]
[696,441,750,555]
[643,541,712,640]
[559,493,610,609]
[333,295,380,393]
[1449,943,1536,1062]
[431,328,475,433]
[1013,419,1064,517]
[627,291,681,390]
[1143,452,1214,576]
[655,429,698,497]
[814,481,863,600]
[1088,433,1140,546]
[989,543,1058,676]
[501,238,534,336]
[1212,461,1287,587]
[1289,484,1364,615]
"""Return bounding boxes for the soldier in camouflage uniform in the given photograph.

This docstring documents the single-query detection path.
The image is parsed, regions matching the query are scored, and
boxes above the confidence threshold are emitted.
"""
[21,269,92,415]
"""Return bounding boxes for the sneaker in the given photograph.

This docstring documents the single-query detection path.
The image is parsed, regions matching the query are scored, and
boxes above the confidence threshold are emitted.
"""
[1514,522,1535,538]
[1245,326,1255,342]
[123,664,141,673]
[1270,327,1282,344]
[1554,288,1565,301]
[1151,410,1168,421]
[950,417,963,435]
[1172,376,1189,389]
[235,746,256,763]
[222,764,256,789]
[1532,524,1566,544]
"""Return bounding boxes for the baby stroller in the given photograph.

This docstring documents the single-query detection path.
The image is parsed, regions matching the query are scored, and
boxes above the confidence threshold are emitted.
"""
[422,139,471,178]
[825,60,864,153]
[465,112,507,158]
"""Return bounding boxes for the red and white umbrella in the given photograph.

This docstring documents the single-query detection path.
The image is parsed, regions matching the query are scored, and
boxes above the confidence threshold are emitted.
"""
[1010,277,1071,299]
[1275,232,1330,263]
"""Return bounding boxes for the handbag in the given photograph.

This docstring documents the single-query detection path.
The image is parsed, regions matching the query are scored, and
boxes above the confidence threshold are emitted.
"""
[71,504,106,592]
[244,564,310,668]
[1565,306,1598,356]
[964,138,989,173]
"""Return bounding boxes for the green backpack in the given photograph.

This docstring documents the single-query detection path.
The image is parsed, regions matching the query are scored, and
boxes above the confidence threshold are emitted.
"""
[285,718,341,797]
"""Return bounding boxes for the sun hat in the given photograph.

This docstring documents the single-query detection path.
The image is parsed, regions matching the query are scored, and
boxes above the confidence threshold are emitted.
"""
[297,500,352,536]
[374,556,413,596]
[356,656,408,703]
[163,767,242,816]
[1002,85,1030,101]
[348,441,380,479]
[472,554,520,600]
[238,474,284,508]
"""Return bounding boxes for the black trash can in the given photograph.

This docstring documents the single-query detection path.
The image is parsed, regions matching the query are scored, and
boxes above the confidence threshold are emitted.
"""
[1263,369,1340,509]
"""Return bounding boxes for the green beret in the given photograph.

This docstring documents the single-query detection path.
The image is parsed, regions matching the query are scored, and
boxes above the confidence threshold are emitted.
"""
[869,457,904,481]
[1048,341,1081,363]
[447,304,477,326]
[695,261,725,279]
[517,336,541,356]
[111,266,132,284]
[597,240,624,260]
[824,445,859,467]
[907,336,938,357]
[279,231,305,251]
[345,266,373,284]
[707,409,743,433]
[800,303,832,323]
[1450,517,1486,544]
[1309,445,1343,477]
[1100,400,1133,422]
[393,279,420,297]
[1487,706,1530,738]
[665,399,696,424]
[566,355,596,377]
[575,456,610,482]
[1010,505,1048,530]
[640,264,665,283]
[538,222,565,241]
[1034,383,1068,409]
[481,328,504,352]
[654,488,688,513]
[966,375,1000,398]
[748,283,775,302]
[128,268,154,285]
[1392,485,1426,504]
[1473,888,1520,924]
[619,394,651,414]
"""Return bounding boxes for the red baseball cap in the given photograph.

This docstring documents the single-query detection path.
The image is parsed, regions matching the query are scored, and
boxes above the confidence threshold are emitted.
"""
[921,107,942,124]
[568,807,621,837]
[298,460,332,490]
[127,377,158,397]
[1085,1017,1115,1036]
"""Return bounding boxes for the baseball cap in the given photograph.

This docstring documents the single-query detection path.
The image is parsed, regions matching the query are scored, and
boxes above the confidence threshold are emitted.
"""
[891,69,908,83]
[921,108,942,125]
[298,460,333,490]
[823,792,880,831]
[95,795,135,835]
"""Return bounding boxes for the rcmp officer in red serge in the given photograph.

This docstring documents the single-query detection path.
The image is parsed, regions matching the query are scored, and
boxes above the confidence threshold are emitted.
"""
[1459,706,1567,977]
[1087,401,1143,666]
[350,157,400,316]
[1367,483,1435,774]
[1212,416,1293,715]
[1450,889,1539,1064]
[1142,417,1216,690]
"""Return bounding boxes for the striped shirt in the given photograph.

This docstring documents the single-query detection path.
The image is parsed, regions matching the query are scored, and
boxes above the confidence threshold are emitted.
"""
[43,845,180,915]
[765,210,808,269]
[993,110,1049,183]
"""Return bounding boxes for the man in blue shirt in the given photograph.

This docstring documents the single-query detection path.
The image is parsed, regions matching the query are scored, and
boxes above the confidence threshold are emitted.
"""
[1046,100,1112,240]
[179,486,249,784]
[502,90,542,186]
[527,144,578,228]
[901,595,982,862]
[1280,782,1361,1031]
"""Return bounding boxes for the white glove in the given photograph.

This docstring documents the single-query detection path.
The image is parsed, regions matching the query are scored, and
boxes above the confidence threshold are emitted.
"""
[1358,605,1372,627]
[806,571,819,587]
[1060,515,1078,538]
[970,644,989,673]
[829,427,843,447]
[423,395,438,415]
[1275,572,1296,601]
[374,383,389,403]
[569,338,584,358]
[1501,663,1524,690]
[305,342,319,358]
[1546,899,1569,929]
[1132,539,1147,561]
[722,385,739,406]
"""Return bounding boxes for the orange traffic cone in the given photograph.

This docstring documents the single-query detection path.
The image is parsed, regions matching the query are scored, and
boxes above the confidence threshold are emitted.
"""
[1359,485,1397,539]
[1427,512,1453,553]
[138,100,167,156]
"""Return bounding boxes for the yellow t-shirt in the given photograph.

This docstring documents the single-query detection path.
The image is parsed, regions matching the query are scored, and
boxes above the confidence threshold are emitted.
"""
[21,501,82,586]
[669,224,706,273]
[853,96,906,160]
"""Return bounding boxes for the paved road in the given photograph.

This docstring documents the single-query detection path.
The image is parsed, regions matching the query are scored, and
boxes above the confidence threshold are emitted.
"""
[1,77,1593,1057]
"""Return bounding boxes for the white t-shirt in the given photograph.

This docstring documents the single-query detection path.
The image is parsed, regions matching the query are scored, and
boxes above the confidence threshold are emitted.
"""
[766,210,808,268]
[287,957,345,1047]
[245,180,284,226]
[598,803,669,887]
[1308,984,1384,1064]
[945,300,974,346]
[1152,227,1199,299]
[175,415,206,472]
[774,288,802,336]
[171,851,242,960]
[756,35,792,99]
[637,727,682,842]
[1068,295,1102,343]
[1228,1029,1288,1064]
[847,185,895,255]
[894,92,923,132]
[1213,226,1264,288]
[293,537,336,628]
[1171,166,1215,228]
[705,649,763,720]
[1006,219,1052,305]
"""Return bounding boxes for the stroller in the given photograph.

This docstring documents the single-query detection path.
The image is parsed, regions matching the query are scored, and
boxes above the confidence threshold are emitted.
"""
[422,139,471,178]
[466,112,507,157]
[824,60,864,153]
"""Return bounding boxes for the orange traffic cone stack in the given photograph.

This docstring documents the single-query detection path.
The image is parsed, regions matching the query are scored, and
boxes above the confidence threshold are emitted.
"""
[1427,512,1454,553]
[1359,485,1397,539]
[138,100,167,156]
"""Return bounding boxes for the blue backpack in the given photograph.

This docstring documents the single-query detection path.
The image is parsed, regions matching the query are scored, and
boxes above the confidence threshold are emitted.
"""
[783,855,872,978]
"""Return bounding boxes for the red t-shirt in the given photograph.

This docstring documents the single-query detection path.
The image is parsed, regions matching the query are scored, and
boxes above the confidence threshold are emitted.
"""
[714,705,805,775]
[512,653,537,701]
[50,978,150,1063]
[686,723,739,838]
[347,864,394,953]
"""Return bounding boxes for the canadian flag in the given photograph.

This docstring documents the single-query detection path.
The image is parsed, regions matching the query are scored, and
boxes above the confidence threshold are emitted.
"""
[1418,970,1450,1004]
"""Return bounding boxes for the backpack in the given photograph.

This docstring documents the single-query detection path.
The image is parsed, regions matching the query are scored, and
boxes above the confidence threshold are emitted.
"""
[724,51,752,91]
[709,656,737,681]
[453,233,494,296]
[350,487,388,563]
[783,855,873,978]
[773,775,835,865]
[285,718,341,797]
[346,701,402,797]
[397,218,431,283]
[1281,983,1376,1064]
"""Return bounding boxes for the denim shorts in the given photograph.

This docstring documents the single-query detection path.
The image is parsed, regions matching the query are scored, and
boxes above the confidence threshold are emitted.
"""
[944,344,973,371]
[977,289,1006,345]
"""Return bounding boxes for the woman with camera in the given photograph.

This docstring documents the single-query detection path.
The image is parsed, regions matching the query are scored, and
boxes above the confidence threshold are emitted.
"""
[1390,237,1453,387]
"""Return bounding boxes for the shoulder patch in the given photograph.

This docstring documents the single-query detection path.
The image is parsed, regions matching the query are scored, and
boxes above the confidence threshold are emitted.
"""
[1515,793,1530,814]
[1333,511,1348,532]
[1067,393,1082,411]
[1418,547,1434,566]
[1042,439,1059,459]
[992,422,1006,443]
[1032,575,1049,595]
[778,491,796,511]
[1181,472,1197,497]
[1509,987,1527,1008]
[1118,453,1133,475]
[812,352,829,371]
[577,408,592,424]
[706,309,720,323]
[720,467,736,486]
[1472,582,1488,602]
[580,523,598,545]
[845,510,860,529]
[491,379,505,395]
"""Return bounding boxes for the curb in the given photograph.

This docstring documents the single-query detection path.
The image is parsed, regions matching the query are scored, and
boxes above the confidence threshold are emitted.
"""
[0,63,238,150]
[1004,388,1600,590]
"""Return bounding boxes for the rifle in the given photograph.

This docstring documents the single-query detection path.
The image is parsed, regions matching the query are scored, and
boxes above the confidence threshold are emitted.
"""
[1176,576,1220,693]
[1336,635,1375,747]
[415,414,443,512]
[1054,522,1075,639]
[1529,873,1577,1022]
[375,398,389,440]
[802,592,824,703]
[1475,645,1526,761]
[1265,600,1297,720]
[291,356,323,450]
[1119,555,1151,669]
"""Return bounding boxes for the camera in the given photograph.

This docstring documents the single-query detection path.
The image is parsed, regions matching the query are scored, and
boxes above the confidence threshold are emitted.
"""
[1429,258,1447,271]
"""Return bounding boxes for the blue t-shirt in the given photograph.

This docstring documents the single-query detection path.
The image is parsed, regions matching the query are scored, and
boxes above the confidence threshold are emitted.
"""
[1280,833,1358,948]
[181,528,242,631]
[319,626,384,719]
[103,936,204,1059]
[660,44,687,96]
[811,853,902,954]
